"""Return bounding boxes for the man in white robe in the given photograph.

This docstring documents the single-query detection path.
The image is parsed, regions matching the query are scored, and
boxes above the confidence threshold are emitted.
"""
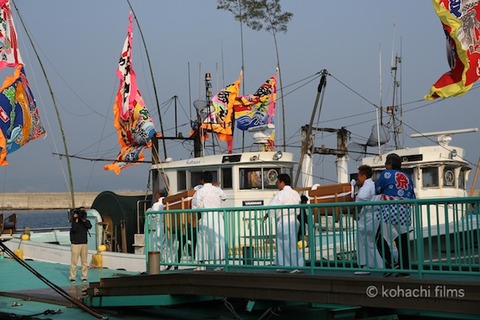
[268,173,304,267]
[193,171,227,265]
[355,165,383,274]
[147,190,175,265]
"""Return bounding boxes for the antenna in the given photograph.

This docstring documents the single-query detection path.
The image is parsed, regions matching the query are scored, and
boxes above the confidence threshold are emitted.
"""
[387,22,402,150]
[377,45,382,157]
[410,128,479,138]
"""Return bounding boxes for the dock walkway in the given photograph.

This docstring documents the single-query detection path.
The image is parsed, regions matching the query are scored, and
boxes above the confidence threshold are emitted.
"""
[85,267,480,318]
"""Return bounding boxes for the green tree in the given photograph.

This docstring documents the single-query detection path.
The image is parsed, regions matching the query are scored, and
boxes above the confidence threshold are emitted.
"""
[217,0,293,151]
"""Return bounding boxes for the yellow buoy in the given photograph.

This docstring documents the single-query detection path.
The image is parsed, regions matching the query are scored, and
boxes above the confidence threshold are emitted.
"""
[21,234,30,241]
[297,240,308,249]
[91,253,103,268]
[13,249,24,260]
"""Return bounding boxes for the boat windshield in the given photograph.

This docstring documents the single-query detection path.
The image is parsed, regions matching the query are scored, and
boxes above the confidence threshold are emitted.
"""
[239,167,281,190]
[422,167,439,188]
[443,166,456,188]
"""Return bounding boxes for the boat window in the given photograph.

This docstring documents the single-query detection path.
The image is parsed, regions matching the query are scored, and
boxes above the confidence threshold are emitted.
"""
[282,168,293,178]
[177,171,186,191]
[158,172,169,195]
[239,167,281,190]
[222,168,232,189]
[190,170,218,189]
[263,168,280,189]
[443,167,456,188]
[459,168,466,189]
[403,168,415,188]
[240,169,262,189]
[422,167,439,188]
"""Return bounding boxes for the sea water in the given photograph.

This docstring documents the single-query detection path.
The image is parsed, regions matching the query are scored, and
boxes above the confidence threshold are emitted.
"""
[3,210,70,230]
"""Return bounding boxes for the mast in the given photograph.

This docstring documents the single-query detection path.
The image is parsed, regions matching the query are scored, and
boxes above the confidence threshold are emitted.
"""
[376,45,382,157]
[174,95,178,137]
[293,70,328,188]
[205,72,214,154]
[389,53,402,149]
[12,1,76,207]
[239,0,246,152]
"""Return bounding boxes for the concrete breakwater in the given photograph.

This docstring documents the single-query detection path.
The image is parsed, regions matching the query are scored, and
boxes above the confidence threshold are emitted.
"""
[0,191,145,210]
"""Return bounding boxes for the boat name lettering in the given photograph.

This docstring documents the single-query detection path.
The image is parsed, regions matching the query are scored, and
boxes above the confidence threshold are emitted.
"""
[243,200,264,206]
[186,159,202,164]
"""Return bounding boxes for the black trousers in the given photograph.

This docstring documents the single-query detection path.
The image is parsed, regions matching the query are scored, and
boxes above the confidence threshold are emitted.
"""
[376,227,410,270]
[176,227,197,263]
[297,210,308,242]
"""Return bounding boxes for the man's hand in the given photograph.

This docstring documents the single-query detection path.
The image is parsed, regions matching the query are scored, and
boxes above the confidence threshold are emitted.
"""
[263,213,269,220]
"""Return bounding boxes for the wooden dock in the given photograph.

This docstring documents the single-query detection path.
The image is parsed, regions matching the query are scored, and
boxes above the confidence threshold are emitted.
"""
[84,268,480,318]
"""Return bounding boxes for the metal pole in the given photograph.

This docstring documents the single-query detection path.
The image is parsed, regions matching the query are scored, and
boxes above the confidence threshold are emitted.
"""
[293,70,328,188]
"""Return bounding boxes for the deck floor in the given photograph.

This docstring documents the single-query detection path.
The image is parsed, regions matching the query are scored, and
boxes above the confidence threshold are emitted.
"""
[86,266,480,316]
[1,258,480,320]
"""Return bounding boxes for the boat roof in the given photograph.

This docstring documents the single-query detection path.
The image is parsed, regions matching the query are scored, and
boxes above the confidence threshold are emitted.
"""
[151,151,295,171]
[362,144,469,170]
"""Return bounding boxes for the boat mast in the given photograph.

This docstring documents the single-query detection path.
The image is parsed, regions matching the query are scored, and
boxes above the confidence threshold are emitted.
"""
[12,1,76,207]
[376,45,382,157]
[293,70,328,188]
[389,53,402,149]
[205,72,214,154]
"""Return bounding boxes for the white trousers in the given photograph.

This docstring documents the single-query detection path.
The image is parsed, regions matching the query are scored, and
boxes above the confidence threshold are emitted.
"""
[357,210,384,268]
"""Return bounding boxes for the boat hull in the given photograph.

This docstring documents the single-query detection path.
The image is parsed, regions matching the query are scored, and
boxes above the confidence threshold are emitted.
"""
[3,238,146,272]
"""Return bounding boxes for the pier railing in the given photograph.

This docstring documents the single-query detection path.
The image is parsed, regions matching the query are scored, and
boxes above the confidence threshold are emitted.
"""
[144,196,480,277]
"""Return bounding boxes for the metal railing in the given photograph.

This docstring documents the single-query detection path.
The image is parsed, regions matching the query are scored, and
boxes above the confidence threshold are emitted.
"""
[144,196,480,277]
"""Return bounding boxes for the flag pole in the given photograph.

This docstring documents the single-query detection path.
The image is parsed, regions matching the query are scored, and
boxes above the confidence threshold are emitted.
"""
[12,1,75,208]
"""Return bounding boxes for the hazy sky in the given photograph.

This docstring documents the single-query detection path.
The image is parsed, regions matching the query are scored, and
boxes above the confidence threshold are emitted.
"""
[1,0,478,195]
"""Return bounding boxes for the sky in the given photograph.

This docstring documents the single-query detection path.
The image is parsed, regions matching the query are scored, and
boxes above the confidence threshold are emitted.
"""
[0,0,479,195]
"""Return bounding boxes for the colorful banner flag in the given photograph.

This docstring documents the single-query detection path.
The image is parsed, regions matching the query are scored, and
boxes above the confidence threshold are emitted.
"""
[262,130,275,152]
[425,0,480,99]
[104,12,155,175]
[0,0,23,70]
[0,65,46,165]
[234,73,276,131]
[200,72,242,153]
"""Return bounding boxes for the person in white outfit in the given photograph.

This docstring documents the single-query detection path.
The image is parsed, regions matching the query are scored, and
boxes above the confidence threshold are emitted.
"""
[147,190,175,264]
[354,165,384,274]
[267,173,304,267]
[193,171,227,266]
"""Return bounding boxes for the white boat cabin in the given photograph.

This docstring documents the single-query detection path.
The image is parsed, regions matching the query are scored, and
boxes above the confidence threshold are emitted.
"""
[362,135,471,199]
[150,151,296,207]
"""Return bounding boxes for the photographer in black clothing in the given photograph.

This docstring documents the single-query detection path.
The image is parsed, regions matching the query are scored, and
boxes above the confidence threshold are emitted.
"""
[69,207,92,283]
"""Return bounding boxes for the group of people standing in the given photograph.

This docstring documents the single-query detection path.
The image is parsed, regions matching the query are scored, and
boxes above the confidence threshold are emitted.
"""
[147,171,305,269]
[145,153,415,275]
[67,153,414,282]
[148,171,227,269]
[355,153,415,277]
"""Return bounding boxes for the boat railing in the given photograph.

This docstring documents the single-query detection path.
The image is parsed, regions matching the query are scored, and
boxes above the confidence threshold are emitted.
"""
[144,196,480,277]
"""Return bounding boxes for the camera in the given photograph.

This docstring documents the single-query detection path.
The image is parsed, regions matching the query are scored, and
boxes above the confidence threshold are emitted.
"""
[68,207,87,222]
